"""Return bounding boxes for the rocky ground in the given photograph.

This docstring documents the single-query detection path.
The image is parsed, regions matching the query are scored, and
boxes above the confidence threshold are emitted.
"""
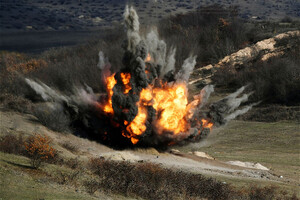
[0,0,299,32]
[189,30,300,86]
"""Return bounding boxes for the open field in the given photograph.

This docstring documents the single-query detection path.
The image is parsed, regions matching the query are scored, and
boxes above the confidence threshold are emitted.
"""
[176,120,300,195]
[0,152,138,200]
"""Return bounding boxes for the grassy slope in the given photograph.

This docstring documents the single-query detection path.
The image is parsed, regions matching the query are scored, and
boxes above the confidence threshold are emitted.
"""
[0,152,137,200]
[177,120,300,195]
[0,152,94,200]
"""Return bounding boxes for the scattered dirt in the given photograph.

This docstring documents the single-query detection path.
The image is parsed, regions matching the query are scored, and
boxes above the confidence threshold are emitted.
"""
[0,109,292,185]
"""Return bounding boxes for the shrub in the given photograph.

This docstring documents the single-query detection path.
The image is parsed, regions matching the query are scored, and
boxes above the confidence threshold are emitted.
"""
[249,186,276,200]
[0,134,25,155]
[83,179,100,194]
[60,141,79,153]
[88,158,231,200]
[213,54,300,106]
[24,134,57,169]
[0,93,33,114]
[64,157,81,169]
[6,58,47,74]
[55,170,81,185]
[33,104,71,132]
[86,158,299,200]
[158,5,255,68]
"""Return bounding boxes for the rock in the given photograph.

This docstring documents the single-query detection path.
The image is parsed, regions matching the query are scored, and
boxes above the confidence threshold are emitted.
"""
[227,161,269,170]
[92,17,102,23]
[192,151,214,160]
[100,151,141,162]
[189,30,300,86]
[170,149,180,154]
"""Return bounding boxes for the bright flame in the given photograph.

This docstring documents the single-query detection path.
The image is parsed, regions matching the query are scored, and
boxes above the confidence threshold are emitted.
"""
[201,119,213,130]
[140,87,153,105]
[145,53,152,62]
[152,84,188,134]
[126,104,148,144]
[120,72,132,94]
[101,73,213,144]
[103,73,117,114]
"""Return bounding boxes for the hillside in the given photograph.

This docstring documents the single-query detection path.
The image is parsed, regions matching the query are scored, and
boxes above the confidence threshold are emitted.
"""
[0,5,299,200]
[0,110,299,199]
[1,0,299,32]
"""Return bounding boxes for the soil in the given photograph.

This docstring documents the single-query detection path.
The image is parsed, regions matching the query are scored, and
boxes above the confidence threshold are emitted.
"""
[0,109,293,186]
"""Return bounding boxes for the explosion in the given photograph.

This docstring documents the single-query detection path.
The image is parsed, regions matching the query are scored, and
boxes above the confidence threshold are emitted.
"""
[25,6,257,148]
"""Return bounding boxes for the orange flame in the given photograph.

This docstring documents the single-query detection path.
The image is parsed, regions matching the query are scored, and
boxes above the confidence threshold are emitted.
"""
[103,73,116,114]
[120,72,132,94]
[201,119,213,130]
[125,104,148,144]
[101,72,213,144]
[145,53,152,62]
[140,87,153,105]
[152,84,188,134]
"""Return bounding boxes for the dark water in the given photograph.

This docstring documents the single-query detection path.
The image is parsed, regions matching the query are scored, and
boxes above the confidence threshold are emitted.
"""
[0,30,104,54]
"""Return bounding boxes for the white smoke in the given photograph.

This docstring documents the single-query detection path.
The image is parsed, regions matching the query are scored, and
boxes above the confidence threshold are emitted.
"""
[25,78,67,102]
[198,85,214,108]
[161,47,176,77]
[226,85,247,99]
[23,6,259,146]
[97,51,110,70]
[225,102,260,121]
[223,85,253,112]
[72,86,98,106]
[124,5,141,53]
[175,56,197,82]
[25,78,98,108]
[145,29,167,67]
[187,85,214,119]
[227,93,252,112]
[25,78,50,100]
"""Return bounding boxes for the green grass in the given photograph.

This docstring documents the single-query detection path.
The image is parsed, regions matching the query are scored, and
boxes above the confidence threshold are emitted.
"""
[0,152,135,200]
[0,152,95,200]
[177,120,300,195]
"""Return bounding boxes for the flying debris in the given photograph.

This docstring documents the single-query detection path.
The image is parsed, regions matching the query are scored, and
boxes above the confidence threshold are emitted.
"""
[25,6,256,148]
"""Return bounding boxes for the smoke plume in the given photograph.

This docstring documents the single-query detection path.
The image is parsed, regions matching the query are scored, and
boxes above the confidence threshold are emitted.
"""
[25,6,257,148]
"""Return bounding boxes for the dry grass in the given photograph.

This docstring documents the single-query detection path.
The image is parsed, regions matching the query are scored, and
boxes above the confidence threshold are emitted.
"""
[177,120,300,196]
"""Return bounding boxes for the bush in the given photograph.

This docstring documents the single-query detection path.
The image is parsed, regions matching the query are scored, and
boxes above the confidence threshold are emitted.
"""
[24,134,57,169]
[88,158,231,200]
[0,134,25,155]
[249,186,277,200]
[86,157,299,200]
[0,93,33,114]
[60,141,79,153]
[213,54,300,106]
[64,157,81,169]
[158,5,256,68]
[83,179,100,194]
[33,104,71,132]
[55,170,81,185]
[237,105,300,122]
